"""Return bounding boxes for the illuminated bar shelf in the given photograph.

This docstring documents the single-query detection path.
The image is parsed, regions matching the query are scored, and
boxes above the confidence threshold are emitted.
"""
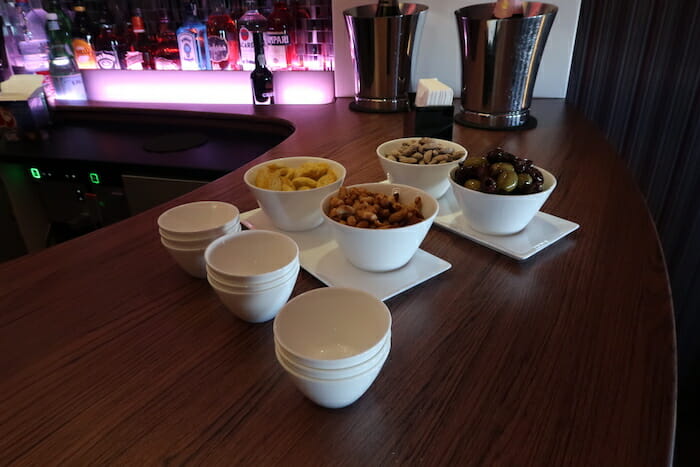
[79,69,336,106]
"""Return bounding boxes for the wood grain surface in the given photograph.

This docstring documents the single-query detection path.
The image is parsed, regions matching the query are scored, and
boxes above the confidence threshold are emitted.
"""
[0,99,675,466]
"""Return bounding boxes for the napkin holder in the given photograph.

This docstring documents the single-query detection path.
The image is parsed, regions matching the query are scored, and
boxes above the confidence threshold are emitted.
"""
[408,78,455,140]
[0,75,50,142]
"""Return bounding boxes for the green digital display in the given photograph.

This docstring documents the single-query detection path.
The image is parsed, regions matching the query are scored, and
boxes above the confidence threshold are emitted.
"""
[30,168,41,179]
[89,172,100,184]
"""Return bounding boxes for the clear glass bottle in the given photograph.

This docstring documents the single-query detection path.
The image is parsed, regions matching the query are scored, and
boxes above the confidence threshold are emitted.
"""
[124,7,151,70]
[177,1,211,70]
[207,0,240,71]
[71,3,97,69]
[237,0,267,72]
[93,3,121,69]
[46,12,86,101]
[152,10,180,70]
[15,0,49,72]
[264,1,295,71]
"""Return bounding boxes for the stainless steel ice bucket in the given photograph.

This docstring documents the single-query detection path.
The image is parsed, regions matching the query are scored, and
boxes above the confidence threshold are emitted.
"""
[455,3,557,129]
[344,4,428,113]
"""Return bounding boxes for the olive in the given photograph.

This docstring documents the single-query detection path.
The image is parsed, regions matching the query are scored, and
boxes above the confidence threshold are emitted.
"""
[517,173,533,191]
[496,170,519,193]
[490,162,515,175]
[462,156,488,169]
[452,166,469,185]
[463,179,481,191]
[486,147,506,164]
[474,165,488,181]
[483,177,497,193]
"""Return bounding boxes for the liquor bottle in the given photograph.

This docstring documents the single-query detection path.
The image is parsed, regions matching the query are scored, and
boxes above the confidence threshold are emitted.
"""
[71,3,97,69]
[46,0,71,33]
[291,1,309,70]
[46,12,87,101]
[15,0,49,72]
[251,27,273,105]
[176,1,211,70]
[123,7,151,70]
[93,3,121,69]
[207,0,240,70]
[0,17,13,80]
[1,1,25,72]
[151,10,180,70]
[264,1,295,71]
[237,0,267,72]
[375,0,401,16]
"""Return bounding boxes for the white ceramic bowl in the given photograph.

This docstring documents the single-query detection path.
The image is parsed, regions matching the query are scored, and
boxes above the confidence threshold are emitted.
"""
[207,270,298,323]
[207,260,300,292]
[275,333,390,380]
[377,137,468,199]
[157,201,240,239]
[273,287,392,370]
[160,237,207,279]
[205,230,299,285]
[276,342,388,409]
[243,156,347,231]
[448,165,557,235]
[320,182,438,272]
[159,223,241,250]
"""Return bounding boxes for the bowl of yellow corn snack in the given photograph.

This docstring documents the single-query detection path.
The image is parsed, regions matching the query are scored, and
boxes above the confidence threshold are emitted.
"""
[244,156,347,231]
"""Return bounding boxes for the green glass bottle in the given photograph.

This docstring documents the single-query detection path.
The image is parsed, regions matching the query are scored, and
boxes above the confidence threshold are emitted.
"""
[46,12,87,101]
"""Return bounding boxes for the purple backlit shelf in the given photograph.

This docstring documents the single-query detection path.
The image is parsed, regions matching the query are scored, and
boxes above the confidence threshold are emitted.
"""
[80,70,336,106]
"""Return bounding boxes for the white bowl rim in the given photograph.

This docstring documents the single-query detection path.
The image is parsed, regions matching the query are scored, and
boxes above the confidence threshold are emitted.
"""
[204,230,300,279]
[157,201,240,235]
[207,263,299,292]
[275,332,390,374]
[158,221,240,242]
[275,339,389,384]
[207,270,298,295]
[243,156,347,194]
[448,165,558,198]
[376,137,468,168]
[160,236,206,253]
[275,338,390,381]
[273,287,392,367]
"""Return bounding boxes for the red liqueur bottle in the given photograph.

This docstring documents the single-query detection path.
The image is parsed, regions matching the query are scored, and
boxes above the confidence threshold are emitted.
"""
[207,0,240,70]
[264,1,296,71]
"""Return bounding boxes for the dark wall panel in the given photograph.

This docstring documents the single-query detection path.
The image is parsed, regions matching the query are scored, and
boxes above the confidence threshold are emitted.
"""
[566,0,700,457]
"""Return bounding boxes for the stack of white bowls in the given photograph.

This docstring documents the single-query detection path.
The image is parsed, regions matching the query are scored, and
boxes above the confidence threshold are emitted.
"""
[158,201,241,278]
[205,230,300,323]
[273,287,392,409]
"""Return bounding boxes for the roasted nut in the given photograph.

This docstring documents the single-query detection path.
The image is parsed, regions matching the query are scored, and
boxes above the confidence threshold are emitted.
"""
[383,138,465,165]
[326,187,425,229]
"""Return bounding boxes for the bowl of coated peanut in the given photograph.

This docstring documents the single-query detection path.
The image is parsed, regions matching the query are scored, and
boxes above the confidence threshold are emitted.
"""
[244,156,347,231]
[376,137,468,199]
[320,183,439,272]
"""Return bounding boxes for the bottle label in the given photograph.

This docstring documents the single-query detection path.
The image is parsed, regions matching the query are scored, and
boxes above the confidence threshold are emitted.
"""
[178,31,200,70]
[208,36,229,63]
[52,73,87,101]
[72,39,97,69]
[125,51,144,70]
[264,32,290,70]
[95,50,121,70]
[154,57,180,71]
[239,27,255,71]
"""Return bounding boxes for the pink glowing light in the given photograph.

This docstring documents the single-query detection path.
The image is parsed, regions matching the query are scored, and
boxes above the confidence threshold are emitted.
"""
[82,70,335,105]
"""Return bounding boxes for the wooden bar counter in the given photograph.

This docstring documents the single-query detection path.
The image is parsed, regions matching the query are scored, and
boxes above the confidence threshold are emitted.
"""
[0,99,676,465]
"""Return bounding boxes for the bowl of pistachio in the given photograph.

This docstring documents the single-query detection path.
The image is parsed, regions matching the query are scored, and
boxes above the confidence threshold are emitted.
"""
[376,137,468,199]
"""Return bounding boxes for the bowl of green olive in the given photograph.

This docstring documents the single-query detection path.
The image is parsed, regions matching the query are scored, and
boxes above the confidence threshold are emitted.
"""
[448,148,557,235]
